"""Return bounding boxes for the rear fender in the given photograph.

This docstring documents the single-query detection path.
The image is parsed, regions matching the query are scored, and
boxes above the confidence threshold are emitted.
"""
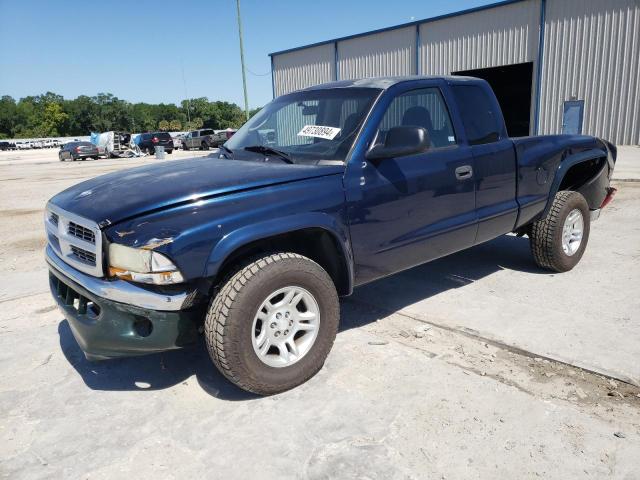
[203,212,354,291]
[543,147,608,217]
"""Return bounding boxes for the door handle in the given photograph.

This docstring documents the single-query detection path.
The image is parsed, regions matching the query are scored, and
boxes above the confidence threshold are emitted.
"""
[455,165,473,180]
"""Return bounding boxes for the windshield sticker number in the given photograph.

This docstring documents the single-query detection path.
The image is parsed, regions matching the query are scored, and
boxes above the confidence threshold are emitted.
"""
[297,125,341,140]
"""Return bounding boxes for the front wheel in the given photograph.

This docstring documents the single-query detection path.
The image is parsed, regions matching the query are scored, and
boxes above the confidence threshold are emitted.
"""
[530,190,590,272]
[205,253,339,395]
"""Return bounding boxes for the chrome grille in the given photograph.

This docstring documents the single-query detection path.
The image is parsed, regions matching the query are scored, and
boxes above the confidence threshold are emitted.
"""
[70,245,96,265]
[45,204,103,277]
[68,221,95,243]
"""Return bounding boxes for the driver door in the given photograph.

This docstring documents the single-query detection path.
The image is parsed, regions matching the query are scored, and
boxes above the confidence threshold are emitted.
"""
[346,84,478,285]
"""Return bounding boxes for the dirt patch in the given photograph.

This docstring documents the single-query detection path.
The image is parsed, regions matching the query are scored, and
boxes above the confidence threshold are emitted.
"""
[10,237,47,251]
[0,208,42,218]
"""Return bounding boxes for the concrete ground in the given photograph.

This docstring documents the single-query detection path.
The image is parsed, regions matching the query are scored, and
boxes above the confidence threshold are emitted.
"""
[1,147,639,479]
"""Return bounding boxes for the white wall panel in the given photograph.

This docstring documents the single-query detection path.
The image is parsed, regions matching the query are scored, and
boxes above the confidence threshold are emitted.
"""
[539,0,640,144]
[337,27,416,79]
[272,43,335,96]
[419,0,541,74]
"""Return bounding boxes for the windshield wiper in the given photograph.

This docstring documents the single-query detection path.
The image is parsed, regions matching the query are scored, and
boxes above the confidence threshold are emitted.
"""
[243,145,293,164]
[219,144,233,157]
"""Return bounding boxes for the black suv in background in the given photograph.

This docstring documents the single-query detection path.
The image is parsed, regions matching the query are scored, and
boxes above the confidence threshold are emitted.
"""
[59,142,99,161]
[0,141,16,151]
[138,132,174,155]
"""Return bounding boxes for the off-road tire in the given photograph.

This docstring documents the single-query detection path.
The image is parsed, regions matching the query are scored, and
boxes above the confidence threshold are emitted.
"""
[183,143,189,151]
[205,253,339,395]
[530,190,590,272]
[201,141,209,151]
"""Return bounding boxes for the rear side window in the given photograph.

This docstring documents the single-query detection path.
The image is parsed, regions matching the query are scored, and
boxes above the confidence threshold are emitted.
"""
[156,132,171,139]
[451,85,501,145]
[200,129,214,136]
[376,88,456,148]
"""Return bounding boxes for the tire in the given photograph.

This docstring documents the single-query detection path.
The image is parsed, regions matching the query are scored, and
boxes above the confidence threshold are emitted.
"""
[530,190,590,272]
[201,141,209,151]
[183,143,189,151]
[167,149,173,154]
[59,154,64,162]
[205,253,339,395]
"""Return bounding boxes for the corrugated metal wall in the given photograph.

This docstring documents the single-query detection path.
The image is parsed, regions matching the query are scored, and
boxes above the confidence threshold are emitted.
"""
[272,43,335,97]
[271,0,640,144]
[539,0,640,145]
[337,26,416,79]
[418,0,540,74]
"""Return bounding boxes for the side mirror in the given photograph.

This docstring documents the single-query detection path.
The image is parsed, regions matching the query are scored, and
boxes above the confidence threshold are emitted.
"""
[366,126,430,161]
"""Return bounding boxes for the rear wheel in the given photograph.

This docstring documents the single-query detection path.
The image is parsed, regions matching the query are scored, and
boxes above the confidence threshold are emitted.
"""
[205,253,339,395]
[530,190,590,272]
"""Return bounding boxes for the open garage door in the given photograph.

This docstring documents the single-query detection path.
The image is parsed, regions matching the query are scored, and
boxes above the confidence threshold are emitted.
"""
[453,62,533,137]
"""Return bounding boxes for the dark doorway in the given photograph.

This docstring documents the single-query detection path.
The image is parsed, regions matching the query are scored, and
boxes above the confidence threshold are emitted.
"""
[453,62,533,137]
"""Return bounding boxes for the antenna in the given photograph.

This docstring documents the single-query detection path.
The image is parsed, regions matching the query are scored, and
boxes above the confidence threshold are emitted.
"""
[236,0,250,121]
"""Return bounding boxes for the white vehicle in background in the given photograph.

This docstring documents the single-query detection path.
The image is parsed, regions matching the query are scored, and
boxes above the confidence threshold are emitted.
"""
[16,142,30,150]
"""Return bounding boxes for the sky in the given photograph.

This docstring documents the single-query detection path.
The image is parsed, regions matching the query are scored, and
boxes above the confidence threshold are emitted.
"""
[0,0,496,108]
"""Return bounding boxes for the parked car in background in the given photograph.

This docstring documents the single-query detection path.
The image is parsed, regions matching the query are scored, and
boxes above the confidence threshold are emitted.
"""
[182,129,235,150]
[59,141,99,161]
[137,132,174,155]
[0,141,16,151]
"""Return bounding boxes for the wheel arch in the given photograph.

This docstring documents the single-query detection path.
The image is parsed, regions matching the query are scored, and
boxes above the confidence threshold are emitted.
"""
[543,148,609,216]
[204,214,354,296]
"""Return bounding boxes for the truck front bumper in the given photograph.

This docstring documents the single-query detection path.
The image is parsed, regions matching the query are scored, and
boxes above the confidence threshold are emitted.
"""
[46,246,202,360]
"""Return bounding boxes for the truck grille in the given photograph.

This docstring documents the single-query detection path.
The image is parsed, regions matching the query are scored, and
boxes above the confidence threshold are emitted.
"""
[44,204,103,277]
[68,221,95,243]
[70,245,96,265]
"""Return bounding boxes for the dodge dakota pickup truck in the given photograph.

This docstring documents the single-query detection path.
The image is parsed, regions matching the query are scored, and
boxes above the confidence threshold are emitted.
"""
[45,76,616,394]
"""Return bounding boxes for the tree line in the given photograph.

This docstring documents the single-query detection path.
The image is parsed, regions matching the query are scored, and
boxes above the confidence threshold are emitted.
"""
[0,92,261,139]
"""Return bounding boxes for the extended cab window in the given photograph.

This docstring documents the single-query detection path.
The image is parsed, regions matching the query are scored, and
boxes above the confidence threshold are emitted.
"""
[200,129,214,136]
[376,88,456,148]
[451,85,501,145]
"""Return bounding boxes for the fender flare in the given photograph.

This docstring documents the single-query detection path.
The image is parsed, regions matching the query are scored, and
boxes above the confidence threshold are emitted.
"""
[203,212,355,293]
[542,148,608,217]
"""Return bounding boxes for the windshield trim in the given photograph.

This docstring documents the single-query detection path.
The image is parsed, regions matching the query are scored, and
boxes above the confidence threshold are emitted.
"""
[225,87,383,165]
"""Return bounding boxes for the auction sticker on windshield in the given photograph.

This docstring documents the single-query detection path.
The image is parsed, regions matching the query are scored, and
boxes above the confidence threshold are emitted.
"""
[297,125,341,140]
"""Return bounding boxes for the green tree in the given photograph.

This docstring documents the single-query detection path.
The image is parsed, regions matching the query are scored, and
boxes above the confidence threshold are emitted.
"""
[169,119,182,131]
[158,120,169,131]
[38,103,69,136]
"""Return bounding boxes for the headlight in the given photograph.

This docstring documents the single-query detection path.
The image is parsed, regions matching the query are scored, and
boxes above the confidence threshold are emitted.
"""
[108,243,184,285]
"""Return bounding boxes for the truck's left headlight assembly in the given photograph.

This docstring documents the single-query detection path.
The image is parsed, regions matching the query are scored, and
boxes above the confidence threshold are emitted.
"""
[108,244,184,285]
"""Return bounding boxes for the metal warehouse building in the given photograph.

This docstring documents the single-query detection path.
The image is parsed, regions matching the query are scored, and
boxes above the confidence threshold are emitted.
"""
[269,0,640,145]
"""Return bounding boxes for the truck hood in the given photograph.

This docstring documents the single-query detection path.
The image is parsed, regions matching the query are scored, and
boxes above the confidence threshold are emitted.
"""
[49,157,344,227]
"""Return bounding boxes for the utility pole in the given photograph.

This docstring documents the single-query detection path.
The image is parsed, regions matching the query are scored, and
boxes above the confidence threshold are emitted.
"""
[181,59,192,129]
[236,0,250,121]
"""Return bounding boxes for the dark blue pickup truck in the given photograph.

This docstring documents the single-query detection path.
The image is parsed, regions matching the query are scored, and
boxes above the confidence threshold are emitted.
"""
[45,76,616,394]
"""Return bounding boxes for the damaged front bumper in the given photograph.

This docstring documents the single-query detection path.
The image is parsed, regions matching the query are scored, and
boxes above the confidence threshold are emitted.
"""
[46,245,202,360]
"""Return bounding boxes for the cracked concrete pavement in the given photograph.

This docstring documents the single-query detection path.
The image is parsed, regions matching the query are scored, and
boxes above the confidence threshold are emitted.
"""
[1,148,639,479]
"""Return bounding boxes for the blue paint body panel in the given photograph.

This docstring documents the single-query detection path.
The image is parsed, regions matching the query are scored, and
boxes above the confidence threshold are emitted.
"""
[49,76,616,301]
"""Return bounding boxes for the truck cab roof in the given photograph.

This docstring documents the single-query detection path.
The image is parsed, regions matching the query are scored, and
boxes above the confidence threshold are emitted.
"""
[300,75,484,92]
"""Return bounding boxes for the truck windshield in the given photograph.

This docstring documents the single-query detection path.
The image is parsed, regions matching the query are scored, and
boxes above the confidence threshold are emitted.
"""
[225,87,381,163]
